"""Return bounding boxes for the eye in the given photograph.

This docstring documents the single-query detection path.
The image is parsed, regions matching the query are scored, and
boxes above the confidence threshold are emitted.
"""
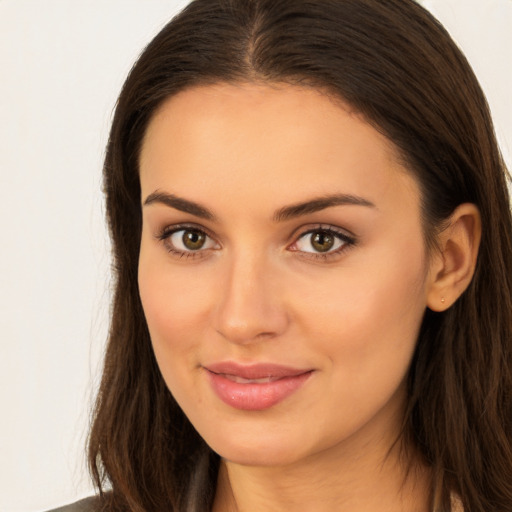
[171,229,211,251]
[157,226,219,256]
[289,227,355,256]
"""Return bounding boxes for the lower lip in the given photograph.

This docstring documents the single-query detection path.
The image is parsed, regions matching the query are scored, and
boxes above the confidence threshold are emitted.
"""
[205,370,313,411]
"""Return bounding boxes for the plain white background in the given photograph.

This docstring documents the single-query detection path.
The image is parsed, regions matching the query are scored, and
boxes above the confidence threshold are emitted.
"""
[0,1,510,511]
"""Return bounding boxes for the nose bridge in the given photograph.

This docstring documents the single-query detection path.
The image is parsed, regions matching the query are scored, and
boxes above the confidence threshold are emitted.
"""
[214,246,288,344]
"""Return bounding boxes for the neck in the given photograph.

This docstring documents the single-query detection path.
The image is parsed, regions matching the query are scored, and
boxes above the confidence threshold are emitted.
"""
[212,430,431,512]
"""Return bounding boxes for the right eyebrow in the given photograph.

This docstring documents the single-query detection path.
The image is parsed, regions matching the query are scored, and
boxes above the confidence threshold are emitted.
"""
[143,191,217,221]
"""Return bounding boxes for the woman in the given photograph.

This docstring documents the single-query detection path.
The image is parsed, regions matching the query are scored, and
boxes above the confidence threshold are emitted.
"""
[51,0,512,511]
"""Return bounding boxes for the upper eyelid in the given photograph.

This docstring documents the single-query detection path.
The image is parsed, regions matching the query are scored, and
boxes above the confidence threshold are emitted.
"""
[156,222,354,236]
[156,222,217,240]
[154,224,220,257]
[290,227,356,249]
[291,223,357,241]
[156,225,219,258]
[290,226,357,260]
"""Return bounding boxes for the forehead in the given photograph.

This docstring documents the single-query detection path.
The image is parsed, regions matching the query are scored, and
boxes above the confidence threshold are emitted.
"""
[139,82,419,218]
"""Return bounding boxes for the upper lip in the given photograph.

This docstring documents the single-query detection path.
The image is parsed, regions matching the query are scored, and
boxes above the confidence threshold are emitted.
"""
[204,361,312,380]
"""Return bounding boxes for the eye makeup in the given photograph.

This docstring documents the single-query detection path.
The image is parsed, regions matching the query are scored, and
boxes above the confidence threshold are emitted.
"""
[154,222,357,262]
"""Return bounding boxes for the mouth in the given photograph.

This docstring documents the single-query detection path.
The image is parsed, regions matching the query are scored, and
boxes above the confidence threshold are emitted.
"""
[220,374,283,384]
[203,362,313,411]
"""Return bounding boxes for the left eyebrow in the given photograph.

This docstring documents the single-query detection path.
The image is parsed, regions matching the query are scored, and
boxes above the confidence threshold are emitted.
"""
[273,194,376,222]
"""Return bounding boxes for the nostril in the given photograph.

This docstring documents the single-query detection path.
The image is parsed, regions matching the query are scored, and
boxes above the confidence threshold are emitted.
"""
[214,317,286,345]
[212,262,289,344]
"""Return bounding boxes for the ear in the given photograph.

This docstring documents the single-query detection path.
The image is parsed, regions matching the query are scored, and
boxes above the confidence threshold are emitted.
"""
[426,203,481,312]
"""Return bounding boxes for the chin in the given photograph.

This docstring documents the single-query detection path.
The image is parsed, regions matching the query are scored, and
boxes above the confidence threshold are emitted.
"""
[196,417,324,468]
[215,441,307,468]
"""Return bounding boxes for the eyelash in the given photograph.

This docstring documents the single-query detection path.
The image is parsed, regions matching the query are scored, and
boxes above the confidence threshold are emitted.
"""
[155,223,357,261]
[156,223,218,260]
[289,225,356,261]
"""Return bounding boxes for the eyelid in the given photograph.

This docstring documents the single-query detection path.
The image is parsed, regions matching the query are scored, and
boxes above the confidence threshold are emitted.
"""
[288,223,356,242]
[153,222,357,261]
[155,223,220,258]
[287,224,357,259]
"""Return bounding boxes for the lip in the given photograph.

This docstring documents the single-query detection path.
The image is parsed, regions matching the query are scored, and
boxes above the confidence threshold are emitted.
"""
[203,362,313,411]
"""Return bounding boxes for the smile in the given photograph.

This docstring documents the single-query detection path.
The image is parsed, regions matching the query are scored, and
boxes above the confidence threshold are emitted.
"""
[203,362,313,411]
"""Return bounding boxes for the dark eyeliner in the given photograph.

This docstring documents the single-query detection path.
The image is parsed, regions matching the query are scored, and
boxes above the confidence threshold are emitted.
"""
[290,224,357,261]
[154,223,216,259]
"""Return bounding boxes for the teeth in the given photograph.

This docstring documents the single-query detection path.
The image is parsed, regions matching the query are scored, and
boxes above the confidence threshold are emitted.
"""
[226,374,276,384]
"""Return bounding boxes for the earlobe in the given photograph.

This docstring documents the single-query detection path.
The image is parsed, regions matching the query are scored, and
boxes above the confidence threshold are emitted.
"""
[426,203,481,312]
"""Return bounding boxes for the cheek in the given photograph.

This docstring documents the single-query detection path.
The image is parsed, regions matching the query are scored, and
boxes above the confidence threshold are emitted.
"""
[138,259,216,416]
[137,251,214,373]
[296,239,428,383]
[286,250,427,443]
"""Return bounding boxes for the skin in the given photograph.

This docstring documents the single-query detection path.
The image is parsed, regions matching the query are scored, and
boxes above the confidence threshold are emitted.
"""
[138,83,480,511]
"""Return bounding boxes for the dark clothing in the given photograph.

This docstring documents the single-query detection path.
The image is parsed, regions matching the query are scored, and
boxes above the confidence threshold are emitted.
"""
[45,496,99,512]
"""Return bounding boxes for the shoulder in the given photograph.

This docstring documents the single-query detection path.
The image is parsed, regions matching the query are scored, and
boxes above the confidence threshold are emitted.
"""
[44,496,101,512]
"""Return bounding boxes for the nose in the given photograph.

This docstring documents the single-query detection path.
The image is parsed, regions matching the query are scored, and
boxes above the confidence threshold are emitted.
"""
[213,251,289,345]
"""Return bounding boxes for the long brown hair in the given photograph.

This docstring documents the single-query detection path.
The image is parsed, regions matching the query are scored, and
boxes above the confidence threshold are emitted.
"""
[88,1,512,511]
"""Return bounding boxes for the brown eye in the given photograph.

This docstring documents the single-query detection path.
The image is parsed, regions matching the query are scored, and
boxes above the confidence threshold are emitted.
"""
[311,231,335,252]
[291,228,352,256]
[182,230,206,250]
[166,228,218,253]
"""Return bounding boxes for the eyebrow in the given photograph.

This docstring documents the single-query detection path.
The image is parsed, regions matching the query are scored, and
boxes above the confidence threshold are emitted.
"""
[143,191,216,220]
[272,194,376,222]
[143,191,375,222]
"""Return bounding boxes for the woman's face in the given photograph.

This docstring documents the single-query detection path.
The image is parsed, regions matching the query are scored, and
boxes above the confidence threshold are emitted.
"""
[138,83,434,467]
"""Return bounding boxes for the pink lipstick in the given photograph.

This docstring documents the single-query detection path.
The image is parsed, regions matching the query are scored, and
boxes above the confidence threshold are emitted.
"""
[204,362,313,411]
